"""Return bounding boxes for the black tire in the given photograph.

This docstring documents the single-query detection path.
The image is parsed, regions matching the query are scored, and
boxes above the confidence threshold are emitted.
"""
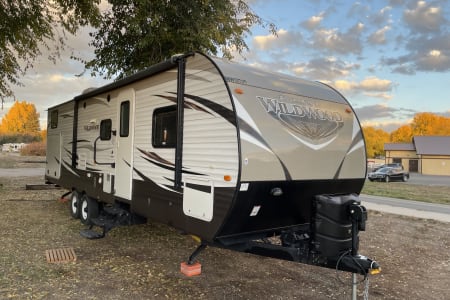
[70,190,81,219]
[368,178,374,182]
[402,174,408,182]
[80,194,99,225]
[385,176,390,183]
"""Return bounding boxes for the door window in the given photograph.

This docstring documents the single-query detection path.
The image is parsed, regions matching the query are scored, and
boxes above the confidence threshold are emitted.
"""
[50,110,58,129]
[120,101,130,137]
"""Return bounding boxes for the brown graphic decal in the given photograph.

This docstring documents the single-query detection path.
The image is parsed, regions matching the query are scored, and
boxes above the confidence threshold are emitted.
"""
[257,95,344,149]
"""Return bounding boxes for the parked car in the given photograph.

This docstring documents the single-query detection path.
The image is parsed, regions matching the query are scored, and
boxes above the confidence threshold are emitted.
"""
[372,163,403,172]
[368,167,409,182]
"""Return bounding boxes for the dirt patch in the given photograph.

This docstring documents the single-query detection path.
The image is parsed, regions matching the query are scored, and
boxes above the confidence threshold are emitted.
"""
[0,174,449,299]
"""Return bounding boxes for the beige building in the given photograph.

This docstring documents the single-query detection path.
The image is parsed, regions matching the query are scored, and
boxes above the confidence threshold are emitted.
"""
[384,136,450,175]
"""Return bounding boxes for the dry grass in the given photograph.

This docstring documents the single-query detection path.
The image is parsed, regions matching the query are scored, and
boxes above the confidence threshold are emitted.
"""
[20,142,46,156]
[0,153,45,168]
[0,175,449,299]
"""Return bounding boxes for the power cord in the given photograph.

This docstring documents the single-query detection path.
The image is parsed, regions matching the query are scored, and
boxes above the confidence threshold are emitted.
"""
[335,250,374,299]
[335,250,367,285]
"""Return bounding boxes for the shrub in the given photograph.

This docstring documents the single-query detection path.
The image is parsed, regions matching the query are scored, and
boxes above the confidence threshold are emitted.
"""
[20,142,46,156]
[0,133,42,144]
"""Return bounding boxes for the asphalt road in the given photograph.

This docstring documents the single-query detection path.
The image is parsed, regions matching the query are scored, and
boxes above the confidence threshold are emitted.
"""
[362,173,450,222]
[361,194,450,223]
[406,173,450,187]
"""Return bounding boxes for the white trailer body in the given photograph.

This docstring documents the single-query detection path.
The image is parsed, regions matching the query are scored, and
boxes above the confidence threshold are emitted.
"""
[46,52,376,274]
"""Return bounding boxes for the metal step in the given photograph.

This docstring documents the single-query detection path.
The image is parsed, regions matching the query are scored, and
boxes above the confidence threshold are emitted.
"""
[80,228,105,239]
[79,205,146,239]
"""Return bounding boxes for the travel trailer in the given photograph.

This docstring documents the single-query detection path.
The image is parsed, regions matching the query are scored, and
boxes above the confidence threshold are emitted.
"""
[46,52,379,275]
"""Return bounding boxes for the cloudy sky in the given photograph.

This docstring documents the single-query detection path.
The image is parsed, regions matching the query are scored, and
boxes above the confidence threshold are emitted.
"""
[3,0,450,132]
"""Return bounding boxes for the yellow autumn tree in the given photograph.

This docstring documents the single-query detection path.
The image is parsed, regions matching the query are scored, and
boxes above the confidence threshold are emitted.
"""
[390,125,413,142]
[433,115,450,135]
[411,112,437,136]
[362,126,390,158]
[0,100,40,135]
[40,129,47,142]
[405,112,450,138]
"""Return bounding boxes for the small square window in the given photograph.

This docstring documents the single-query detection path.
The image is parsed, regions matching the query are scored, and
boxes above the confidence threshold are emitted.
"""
[152,106,177,148]
[50,110,58,129]
[100,119,112,140]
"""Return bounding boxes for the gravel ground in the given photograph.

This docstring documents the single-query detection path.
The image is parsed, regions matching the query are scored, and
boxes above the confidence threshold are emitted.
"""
[0,157,449,299]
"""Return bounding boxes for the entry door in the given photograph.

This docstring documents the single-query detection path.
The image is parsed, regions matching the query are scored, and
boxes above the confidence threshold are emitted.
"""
[115,89,135,200]
[409,159,418,172]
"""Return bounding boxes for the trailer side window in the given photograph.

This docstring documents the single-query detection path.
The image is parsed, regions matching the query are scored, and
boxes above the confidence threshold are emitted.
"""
[152,106,177,148]
[50,110,58,129]
[120,101,130,137]
[100,119,112,140]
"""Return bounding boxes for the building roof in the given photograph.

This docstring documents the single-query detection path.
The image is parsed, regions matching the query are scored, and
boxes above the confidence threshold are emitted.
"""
[413,136,450,155]
[384,143,415,151]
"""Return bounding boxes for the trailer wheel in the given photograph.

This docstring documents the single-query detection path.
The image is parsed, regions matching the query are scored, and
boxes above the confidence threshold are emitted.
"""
[80,194,99,225]
[70,190,81,219]
[385,176,390,183]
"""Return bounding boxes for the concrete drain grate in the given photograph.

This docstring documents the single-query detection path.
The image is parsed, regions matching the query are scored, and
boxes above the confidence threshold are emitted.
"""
[45,247,77,263]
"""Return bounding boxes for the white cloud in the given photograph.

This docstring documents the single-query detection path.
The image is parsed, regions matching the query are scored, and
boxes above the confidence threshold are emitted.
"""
[357,103,395,119]
[310,22,364,55]
[331,76,394,95]
[383,32,450,73]
[361,119,411,132]
[416,48,450,71]
[355,104,417,131]
[363,92,393,100]
[359,77,393,91]
[370,6,393,25]
[253,29,302,51]
[334,80,354,91]
[403,1,446,32]
[368,26,391,45]
[302,12,325,30]
[293,57,360,81]
[381,6,393,15]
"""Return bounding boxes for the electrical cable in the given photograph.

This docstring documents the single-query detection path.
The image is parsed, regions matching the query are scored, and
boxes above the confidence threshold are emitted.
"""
[335,250,367,286]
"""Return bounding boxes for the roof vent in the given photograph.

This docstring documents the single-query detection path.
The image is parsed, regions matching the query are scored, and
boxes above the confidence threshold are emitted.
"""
[82,87,97,94]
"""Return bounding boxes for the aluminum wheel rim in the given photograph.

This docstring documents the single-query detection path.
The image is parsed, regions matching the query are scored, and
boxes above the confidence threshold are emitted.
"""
[71,196,78,214]
[81,199,88,220]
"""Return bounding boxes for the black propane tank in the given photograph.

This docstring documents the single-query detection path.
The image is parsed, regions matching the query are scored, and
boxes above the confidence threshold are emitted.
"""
[313,194,362,258]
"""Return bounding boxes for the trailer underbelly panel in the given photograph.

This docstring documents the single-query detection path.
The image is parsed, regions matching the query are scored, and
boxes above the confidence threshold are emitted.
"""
[216,178,365,240]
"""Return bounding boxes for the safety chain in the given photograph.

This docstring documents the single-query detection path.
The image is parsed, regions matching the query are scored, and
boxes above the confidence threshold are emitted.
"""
[363,275,370,300]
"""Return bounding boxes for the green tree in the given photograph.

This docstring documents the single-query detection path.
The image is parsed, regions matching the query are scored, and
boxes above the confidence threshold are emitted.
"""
[0,0,100,100]
[0,101,40,136]
[83,0,276,79]
[362,126,390,158]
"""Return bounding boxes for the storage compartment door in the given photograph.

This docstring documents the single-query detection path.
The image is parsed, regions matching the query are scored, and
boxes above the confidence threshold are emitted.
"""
[183,178,214,222]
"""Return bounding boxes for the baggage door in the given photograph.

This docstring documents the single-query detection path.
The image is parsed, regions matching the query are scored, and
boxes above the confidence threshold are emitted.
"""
[115,89,135,200]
